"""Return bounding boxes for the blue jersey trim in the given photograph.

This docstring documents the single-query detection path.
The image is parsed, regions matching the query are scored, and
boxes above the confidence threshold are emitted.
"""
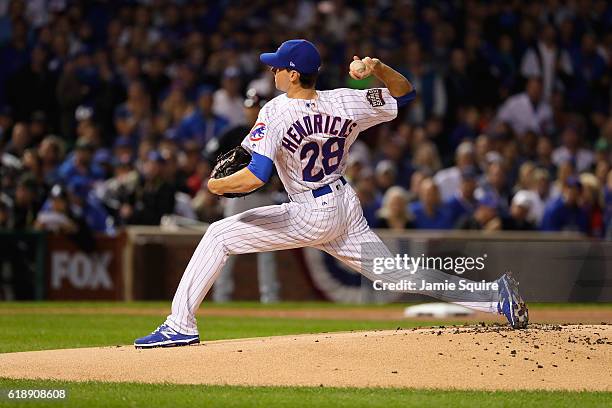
[393,89,416,107]
[247,151,274,183]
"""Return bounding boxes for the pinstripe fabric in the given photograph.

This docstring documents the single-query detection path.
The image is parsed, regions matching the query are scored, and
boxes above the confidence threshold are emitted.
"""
[165,184,497,335]
[164,88,498,335]
[240,88,397,195]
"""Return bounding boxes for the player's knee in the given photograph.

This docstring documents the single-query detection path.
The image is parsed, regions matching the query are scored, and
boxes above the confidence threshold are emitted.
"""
[204,221,227,249]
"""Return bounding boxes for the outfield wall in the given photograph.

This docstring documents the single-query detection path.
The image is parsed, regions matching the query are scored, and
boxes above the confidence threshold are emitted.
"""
[1,228,610,302]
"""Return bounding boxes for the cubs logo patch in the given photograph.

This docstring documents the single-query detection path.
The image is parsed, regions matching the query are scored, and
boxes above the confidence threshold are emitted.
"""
[249,122,266,141]
[366,89,385,107]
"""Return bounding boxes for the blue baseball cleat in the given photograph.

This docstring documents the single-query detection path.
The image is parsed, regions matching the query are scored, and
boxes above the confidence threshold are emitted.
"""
[134,324,200,349]
[497,272,529,329]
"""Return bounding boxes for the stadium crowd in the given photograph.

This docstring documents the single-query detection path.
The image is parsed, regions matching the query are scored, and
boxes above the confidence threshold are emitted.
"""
[0,0,611,240]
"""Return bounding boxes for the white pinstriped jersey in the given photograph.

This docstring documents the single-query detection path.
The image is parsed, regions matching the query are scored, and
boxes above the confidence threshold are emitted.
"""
[241,88,398,195]
[164,86,502,337]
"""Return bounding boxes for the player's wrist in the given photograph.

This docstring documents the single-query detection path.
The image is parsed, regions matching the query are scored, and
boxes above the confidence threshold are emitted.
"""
[207,178,223,195]
[371,60,385,75]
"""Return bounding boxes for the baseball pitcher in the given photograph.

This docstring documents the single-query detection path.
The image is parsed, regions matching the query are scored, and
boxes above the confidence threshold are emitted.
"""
[135,39,528,348]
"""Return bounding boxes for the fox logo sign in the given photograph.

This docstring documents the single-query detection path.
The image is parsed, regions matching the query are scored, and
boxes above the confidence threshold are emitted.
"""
[51,251,113,290]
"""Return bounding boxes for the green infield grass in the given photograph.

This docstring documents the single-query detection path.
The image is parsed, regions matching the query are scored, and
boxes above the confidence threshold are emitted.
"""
[0,379,609,408]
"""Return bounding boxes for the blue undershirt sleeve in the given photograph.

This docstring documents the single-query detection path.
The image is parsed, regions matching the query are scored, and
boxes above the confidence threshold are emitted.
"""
[393,89,417,107]
[246,151,274,183]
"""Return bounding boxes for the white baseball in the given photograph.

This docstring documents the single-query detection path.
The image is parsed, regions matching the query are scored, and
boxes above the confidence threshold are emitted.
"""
[350,60,367,74]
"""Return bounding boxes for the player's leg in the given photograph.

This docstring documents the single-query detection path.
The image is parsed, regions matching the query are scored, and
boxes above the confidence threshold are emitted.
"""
[316,228,499,312]
[212,255,236,302]
[257,252,279,303]
[164,201,342,335]
[315,187,502,312]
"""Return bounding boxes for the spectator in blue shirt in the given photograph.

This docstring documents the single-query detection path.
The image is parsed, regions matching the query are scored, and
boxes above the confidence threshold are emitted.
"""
[40,176,112,234]
[476,161,510,216]
[445,166,478,226]
[541,176,589,234]
[354,171,382,228]
[409,178,453,229]
[66,176,113,234]
[57,139,105,183]
[174,86,229,146]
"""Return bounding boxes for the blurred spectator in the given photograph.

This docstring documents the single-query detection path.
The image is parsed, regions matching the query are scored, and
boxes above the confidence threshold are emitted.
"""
[65,176,112,234]
[354,170,381,227]
[409,178,452,229]
[567,33,607,116]
[541,176,589,233]
[476,162,511,216]
[114,81,151,141]
[192,187,224,224]
[444,166,478,227]
[96,155,139,217]
[550,158,576,199]
[143,56,169,109]
[207,88,266,158]
[119,151,176,226]
[375,160,397,193]
[580,173,604,237]
[504,193,536,231]
[496,78,553,137]
[0,0,608,240]
[174,86,229,146]
[10,174,40,230]
[536,136,557,177]
[34,184,95,251]
[57,139,104,183]
[434,141,475,202]
[6,46,57,122]
[514,168,552,226]
[520,24,573,102]
[448,106,479,152]
[514,161,536,194]
[552,126,594,173]
[445,49,477,127]
[375,186,413,230]
[0,105,14,143]
[456,195,502,231]
[3,121,32,157]
[37,135,64,186]
[412,141,442,175]
[213,67,245,127]
[403,41,447,125]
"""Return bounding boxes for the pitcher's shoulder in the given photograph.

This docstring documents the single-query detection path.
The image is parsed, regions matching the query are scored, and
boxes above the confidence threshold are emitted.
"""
[260,94,288,116]
[320,88,361,99]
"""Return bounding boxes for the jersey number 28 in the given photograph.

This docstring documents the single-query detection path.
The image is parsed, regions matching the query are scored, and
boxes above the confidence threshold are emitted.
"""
[300,138,345,182]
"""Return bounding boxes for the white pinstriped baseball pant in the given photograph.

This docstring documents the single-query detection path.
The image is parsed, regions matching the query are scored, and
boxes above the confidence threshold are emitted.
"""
[165,179,498,335]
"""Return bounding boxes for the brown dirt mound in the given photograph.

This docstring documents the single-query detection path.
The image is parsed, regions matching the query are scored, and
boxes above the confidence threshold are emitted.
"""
[1,324,611,391]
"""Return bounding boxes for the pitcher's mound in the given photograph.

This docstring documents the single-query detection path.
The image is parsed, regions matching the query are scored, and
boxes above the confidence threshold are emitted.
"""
[1,324,610,391]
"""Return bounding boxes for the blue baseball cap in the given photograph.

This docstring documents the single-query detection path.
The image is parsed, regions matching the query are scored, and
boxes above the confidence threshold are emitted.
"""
[260,39,321,74]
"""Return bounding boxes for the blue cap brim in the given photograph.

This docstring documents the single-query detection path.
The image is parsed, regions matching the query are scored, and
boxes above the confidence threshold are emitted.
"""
[260,53,284,68]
